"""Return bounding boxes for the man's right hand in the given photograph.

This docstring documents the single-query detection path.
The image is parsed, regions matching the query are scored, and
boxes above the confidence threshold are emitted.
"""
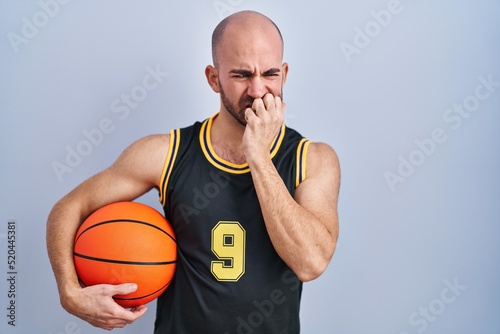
[61,283,147,330]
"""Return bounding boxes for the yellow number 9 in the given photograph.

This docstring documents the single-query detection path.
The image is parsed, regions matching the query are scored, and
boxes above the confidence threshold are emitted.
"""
[211,221,246,282]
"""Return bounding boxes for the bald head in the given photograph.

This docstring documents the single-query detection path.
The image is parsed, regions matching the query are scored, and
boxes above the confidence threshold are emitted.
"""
[211,11,284,68]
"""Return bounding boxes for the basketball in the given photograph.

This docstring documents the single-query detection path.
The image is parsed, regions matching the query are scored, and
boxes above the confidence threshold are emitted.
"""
[73,201,177,308]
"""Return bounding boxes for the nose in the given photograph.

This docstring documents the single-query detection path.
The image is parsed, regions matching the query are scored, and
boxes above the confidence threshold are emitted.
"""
[246,76,268,99]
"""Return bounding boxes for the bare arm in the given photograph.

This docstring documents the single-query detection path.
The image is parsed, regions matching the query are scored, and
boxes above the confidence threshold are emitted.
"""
[46,134,169,329]
[244,95,340,282]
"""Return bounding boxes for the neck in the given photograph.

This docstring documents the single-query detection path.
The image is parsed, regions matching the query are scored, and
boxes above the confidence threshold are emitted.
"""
[210,110,247,164]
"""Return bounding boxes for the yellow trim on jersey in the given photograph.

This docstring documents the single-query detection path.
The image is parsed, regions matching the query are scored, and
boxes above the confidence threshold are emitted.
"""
[296,138,311,187]
[199,114,286,174]
[159,128,181,206]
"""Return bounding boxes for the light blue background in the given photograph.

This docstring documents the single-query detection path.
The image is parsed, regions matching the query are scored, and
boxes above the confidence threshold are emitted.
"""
[1,1,499,333]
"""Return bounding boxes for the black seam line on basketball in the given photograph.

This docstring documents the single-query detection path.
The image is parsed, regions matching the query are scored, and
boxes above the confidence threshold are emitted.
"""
[79,278,88,287]
[75,219,176,244]
[113,279,173,301]
[74,252,177,266]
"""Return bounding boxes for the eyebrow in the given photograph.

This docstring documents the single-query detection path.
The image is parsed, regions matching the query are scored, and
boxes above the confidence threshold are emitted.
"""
[229,68,281,76]
[263,68,281,75]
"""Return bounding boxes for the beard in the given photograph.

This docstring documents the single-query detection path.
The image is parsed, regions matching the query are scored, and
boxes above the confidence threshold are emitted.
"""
[219,81,283,126]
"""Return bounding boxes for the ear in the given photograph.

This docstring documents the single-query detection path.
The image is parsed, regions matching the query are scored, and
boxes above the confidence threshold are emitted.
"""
[205,65,221,93]
[281,62,289,87]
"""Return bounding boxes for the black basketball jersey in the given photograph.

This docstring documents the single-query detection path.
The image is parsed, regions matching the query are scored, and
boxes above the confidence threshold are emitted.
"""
[155,114,311,334]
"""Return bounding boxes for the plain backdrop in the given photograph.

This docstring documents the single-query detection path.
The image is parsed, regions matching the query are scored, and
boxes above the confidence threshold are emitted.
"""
[1,1,499,333]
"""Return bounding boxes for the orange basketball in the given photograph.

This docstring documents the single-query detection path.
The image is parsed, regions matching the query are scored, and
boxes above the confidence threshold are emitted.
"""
[73,201,177,308]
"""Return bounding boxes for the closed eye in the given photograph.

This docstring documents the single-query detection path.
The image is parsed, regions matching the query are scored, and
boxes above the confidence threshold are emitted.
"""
[230,70,252,78]
[263,68,281,77]
[229,68,281,79]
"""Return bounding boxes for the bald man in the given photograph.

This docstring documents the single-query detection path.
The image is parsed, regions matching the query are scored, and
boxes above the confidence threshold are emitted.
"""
[47,10,340,333]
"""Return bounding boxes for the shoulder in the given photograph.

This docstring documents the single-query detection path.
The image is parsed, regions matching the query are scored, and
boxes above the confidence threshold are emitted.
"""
[282,125,339,174]
[294,141,340,192]
[132,133,170,148]
[110,134,171,187]
[294,141,340,220]
[305,142,340,182]
[307,142,338,162]
[120,134,170,160]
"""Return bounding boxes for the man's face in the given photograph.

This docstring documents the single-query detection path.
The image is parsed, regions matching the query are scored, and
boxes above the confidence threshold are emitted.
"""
[215,25,288,125]
[219,77,283,126]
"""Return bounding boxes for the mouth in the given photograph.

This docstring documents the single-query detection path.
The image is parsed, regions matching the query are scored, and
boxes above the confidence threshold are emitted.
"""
[240,104,252,112]
[242,98,254,109]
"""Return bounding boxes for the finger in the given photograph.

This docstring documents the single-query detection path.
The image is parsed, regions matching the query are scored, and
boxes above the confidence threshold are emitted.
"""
[251,98,265,116]
[276,96,286,122]
[118,304,148,322]
[130,305,141,312]
[110,283,138,296]
[274,95,282,110]
[130,305,148,318]
[90,283,138,297]
[263,93,276,112]
[273,96,283,116]
[245,107,258,123]
[103,307,144,328]
[129,304,148,314]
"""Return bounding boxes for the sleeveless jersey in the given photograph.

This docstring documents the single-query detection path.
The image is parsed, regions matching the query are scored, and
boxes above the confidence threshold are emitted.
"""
[155,114,311,334]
